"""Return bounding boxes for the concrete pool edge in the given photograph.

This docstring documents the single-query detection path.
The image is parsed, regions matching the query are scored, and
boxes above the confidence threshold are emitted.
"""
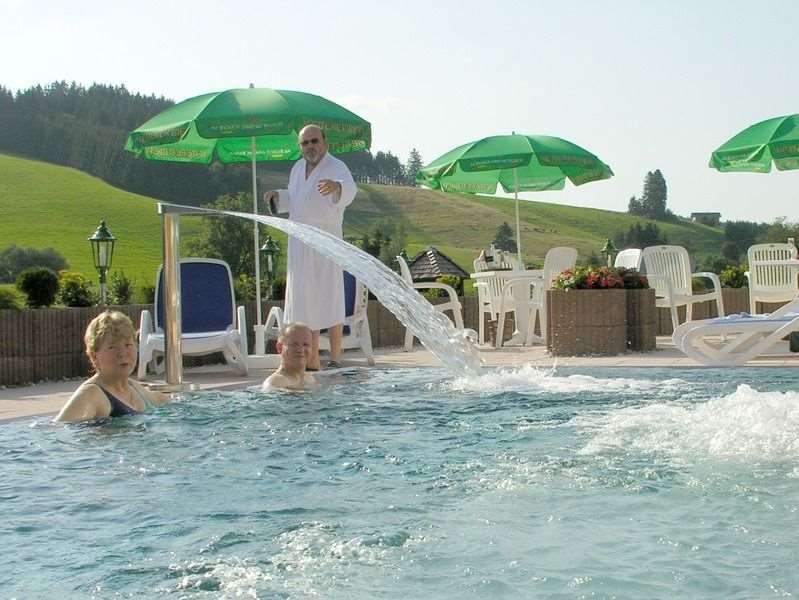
[2,337,798,423]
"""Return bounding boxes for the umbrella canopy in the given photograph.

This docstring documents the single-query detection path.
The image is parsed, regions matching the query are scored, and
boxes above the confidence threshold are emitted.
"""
[124,87,371,331]
[710,114,799,173]
[124,87,371,163]
[417,134,613,262]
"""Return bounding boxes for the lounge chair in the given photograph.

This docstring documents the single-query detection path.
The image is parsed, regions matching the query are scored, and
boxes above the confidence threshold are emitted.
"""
[642,245,724,332]
[319,271,375,365]
[396,255,464,351]
[672,299,799,365]
[745,243,799,314]
[138,258,248,378]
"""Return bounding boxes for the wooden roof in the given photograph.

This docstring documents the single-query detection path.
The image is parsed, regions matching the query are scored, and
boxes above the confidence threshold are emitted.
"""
[408,246,469,281]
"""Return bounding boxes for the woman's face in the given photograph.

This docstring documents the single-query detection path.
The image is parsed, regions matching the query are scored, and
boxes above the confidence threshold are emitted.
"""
[91,334,137,379]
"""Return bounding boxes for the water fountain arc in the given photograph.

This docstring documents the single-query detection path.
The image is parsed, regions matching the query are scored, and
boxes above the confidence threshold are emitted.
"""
[157,202,482,382]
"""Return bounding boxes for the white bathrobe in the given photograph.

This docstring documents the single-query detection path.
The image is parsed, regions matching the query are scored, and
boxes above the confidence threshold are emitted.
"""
[275,152,357,330]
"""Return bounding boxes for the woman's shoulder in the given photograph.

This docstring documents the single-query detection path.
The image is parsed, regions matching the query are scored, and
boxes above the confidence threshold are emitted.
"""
[54,378,110,422]
[129,378,170,406]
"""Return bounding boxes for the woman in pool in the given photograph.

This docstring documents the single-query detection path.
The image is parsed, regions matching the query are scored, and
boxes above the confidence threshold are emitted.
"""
[55,311,170,422]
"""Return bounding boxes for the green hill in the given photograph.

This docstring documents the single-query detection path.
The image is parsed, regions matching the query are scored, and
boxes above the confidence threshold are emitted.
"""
[0,153,724,288]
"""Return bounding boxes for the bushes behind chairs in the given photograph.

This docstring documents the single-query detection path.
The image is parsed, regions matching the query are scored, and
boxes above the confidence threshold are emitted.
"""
[16,267,59,308]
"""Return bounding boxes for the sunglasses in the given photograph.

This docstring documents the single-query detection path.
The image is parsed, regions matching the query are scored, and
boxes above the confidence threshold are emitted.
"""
[300,137,321,147]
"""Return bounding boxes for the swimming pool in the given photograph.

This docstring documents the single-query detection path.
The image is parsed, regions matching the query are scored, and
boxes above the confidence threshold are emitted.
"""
[2,366,798,598]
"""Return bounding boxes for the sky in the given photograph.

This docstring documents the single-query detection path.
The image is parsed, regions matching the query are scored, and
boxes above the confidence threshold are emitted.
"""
[1,0,797,222]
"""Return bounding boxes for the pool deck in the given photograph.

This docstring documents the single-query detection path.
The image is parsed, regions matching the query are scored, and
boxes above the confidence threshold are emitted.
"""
[2,336,797,423]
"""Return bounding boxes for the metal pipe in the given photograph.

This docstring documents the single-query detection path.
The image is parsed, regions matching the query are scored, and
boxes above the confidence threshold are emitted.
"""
[252,136,262,327]
[161,209,183,386]
[514,167,522,265]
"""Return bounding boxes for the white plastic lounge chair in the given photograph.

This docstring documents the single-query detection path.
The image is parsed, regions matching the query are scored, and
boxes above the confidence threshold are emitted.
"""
[319,271,375,365]
[614,248,643,270]
[745,243,799,314]
[138,258,248,378]
[673,299,799,365]
[396,255,464,351]
[494,246,577,347]
[642,245,725,331]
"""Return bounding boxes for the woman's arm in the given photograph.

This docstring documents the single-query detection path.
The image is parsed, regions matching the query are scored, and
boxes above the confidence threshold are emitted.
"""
[54,384,109,422]
[131,380,171,406]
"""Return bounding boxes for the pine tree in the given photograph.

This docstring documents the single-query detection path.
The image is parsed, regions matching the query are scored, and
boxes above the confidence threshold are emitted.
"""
[492,222,517,253]
[640,169,668,219]
[405,148,424,186]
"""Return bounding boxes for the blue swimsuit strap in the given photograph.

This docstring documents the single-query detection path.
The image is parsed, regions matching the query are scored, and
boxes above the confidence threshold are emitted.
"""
[98,385,141,417]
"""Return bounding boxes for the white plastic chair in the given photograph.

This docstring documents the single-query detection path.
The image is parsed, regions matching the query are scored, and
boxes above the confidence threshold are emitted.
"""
[495,246,577,347]
[472,253,522,345]
[673,298,799,365]
[745,243,799,314]
[138,258,248,378]
[319,271,375,365]
[396,255,464,351]
[614,248,643,270]
[642,245,725,331]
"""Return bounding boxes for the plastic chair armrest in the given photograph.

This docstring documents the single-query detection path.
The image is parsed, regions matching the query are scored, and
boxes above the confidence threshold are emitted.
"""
[413,282,461,303]
[693,271,723,292]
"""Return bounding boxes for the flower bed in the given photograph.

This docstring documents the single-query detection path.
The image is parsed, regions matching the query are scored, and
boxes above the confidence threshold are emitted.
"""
[548,266,655,355]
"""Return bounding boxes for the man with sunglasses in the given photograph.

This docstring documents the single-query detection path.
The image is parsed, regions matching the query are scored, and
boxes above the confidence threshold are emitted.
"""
[264,124,357,371]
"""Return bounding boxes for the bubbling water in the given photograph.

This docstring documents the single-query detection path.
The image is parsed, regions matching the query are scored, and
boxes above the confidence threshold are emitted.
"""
[219,208,483,375]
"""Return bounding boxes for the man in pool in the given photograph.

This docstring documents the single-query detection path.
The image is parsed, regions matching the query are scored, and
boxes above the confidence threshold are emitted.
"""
[262,323,318,392]
[263,124,357,371]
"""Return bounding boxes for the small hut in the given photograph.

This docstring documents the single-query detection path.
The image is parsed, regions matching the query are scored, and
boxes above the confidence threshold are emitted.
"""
[407,246,469,283]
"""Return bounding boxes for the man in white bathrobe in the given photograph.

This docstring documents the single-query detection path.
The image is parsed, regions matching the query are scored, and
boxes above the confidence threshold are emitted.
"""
[263,124,357,370]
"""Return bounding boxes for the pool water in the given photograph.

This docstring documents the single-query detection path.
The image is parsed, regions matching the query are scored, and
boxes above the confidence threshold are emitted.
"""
[2,366,798,598]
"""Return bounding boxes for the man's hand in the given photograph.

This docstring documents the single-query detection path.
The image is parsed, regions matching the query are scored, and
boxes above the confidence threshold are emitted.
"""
[317,179,342,198]
[263,190,279,214]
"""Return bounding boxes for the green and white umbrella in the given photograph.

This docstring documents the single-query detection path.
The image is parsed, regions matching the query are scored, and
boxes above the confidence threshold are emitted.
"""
[710,113,799,173]
[417,133,613,263]
[125,87,371,326]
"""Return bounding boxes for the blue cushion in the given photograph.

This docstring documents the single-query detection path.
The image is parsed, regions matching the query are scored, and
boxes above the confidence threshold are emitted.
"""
[156,262,234,333]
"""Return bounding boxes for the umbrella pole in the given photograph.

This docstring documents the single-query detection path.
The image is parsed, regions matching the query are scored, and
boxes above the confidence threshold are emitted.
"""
[252,136,263,330]
[514,167,522,265]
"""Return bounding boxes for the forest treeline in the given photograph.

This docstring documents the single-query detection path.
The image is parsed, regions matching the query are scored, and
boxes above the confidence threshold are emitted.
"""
[0,81,421,206]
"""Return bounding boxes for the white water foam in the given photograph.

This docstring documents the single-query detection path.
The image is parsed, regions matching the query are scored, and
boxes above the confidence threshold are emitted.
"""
[579,384,799,461]
[444,363,690,396]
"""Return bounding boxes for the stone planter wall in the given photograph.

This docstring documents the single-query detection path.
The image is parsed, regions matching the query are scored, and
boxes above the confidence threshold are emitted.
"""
[547,289,628,356]
[626,288,657,351]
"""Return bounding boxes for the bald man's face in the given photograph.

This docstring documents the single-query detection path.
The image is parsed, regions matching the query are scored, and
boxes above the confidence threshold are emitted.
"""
[299,127,328,166]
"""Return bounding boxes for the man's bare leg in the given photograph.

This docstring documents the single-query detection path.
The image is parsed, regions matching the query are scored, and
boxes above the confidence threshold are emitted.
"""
[309,331,321,371]
[328,324,343,363]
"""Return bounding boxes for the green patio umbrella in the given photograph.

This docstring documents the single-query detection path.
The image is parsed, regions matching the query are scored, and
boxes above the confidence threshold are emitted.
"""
[417,133,613,263]
[125,87,371,327]
[710,113,799,173]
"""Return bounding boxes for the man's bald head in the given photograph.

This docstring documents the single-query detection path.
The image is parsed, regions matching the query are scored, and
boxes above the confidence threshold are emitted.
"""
[298,124,328,165]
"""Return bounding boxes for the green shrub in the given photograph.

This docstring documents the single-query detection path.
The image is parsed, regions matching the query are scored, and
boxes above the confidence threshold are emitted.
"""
[57,271,96,307]
[108,270,134,305]
[234,273,256,302]
[16,267,59,307]
[720,265,748,288]
[138,284,156,304]
[0,245,68,283]
[0,287,23,310]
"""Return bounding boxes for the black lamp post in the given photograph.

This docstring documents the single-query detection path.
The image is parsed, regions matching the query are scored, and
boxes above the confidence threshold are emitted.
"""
[260,235,281,300]
[88,219,116,304]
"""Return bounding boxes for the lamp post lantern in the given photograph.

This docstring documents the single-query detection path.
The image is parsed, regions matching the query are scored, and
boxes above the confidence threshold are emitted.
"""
[600,238,617,268]
[88,219,116,304]
[260,235,281,300]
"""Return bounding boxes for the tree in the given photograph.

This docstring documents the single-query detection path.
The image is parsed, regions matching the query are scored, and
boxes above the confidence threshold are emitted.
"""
[186,193,262,279]
[492,222,517,253]
[0,245,68,283]
[628,170,670,220]
[405,148,424,186]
